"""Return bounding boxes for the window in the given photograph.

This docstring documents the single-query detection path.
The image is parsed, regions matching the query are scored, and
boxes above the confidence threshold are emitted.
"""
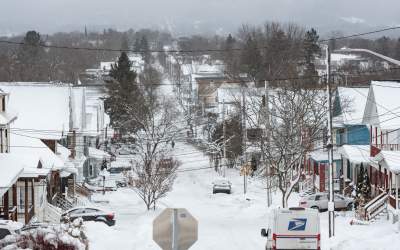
[315,194,327,201]
[84,208,99,214]
[334,195,344,200]
[69,208,85,215]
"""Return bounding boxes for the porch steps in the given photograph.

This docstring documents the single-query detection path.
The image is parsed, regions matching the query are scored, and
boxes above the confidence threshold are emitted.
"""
[44,202,62,223]
[52,194,74,211]
[363,192,389,221]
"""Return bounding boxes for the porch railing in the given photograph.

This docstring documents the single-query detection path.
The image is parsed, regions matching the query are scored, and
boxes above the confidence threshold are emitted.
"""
[374,144,400,151]
[0,206,18,221]
[27,205,34,223]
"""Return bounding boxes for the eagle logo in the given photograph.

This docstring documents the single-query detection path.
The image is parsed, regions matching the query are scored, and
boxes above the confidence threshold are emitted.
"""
[288,218,307,231]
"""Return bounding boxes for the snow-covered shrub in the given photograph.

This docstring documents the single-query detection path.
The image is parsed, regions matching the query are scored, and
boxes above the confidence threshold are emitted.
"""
[0,220,88,250]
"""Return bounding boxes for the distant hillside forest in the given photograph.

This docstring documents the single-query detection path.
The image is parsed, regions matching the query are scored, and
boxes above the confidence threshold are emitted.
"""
[1,23,400,85]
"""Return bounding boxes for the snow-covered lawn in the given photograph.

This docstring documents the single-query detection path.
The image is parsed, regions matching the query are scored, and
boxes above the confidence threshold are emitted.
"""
[85,142,400,250]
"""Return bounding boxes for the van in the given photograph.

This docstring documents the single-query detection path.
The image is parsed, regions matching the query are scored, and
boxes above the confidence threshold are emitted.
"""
[261,207,320,250]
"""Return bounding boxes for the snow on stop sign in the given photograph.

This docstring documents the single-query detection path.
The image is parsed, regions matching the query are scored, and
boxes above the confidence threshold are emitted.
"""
[153,208,198,250]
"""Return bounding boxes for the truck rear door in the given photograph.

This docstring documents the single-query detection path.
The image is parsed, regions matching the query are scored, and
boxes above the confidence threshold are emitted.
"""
[275,212,319,249]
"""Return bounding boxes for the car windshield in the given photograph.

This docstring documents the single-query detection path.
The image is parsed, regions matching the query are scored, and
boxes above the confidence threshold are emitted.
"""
[2,2,397,249]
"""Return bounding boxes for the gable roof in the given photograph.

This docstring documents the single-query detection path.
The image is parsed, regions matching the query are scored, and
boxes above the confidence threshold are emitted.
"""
[10,132,65,169]
[334,87,369,125]
[0,153,24,197]
[0,83,72,140]
[363,81,400,129]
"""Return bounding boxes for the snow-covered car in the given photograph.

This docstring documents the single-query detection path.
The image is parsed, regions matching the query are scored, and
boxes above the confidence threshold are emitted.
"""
[116,147,134,155]
[0,220,23,240]
[61,207,116,226]
[299,193,354,212]
[212,179,232,194]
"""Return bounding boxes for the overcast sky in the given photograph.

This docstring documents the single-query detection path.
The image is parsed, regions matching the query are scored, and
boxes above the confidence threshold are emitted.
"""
[1,0,400,36]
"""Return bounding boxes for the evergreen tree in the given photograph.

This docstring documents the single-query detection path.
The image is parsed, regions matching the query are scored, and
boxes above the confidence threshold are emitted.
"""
[355,165,371,209]
[303,28,321,80]
[395,38,400,60]
[224,34,237,75]
[240,36,262,81]
[140,36,151,65]
[120,34,129,51]
[134,37,141,52]
[17,30,46,81]
[104,52,145,136]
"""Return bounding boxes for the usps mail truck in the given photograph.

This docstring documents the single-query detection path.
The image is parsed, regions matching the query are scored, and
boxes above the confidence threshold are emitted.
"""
[261,207,320,250]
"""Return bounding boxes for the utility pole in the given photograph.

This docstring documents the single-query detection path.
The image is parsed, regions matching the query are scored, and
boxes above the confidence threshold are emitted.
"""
[242,88,247,194]
[241,88,247,165]
[222,99,227,178]
[264,80,272,207]
[325,44,335,238]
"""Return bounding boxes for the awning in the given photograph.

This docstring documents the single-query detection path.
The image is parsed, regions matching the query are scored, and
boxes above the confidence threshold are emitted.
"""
[338,145,371,164]
[20,167,51,178]
[309,149,341,163]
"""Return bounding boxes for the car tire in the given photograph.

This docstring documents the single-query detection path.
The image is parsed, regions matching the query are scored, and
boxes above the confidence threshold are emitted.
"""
[347,203,353,211]
[311,206,320,212]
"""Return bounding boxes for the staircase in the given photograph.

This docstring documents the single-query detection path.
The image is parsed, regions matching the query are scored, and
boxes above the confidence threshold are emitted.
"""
[51,194,74,211]
[75,183,92,198]
[44,202,62,223]
[300,177,314,196]
[363,192,389,221]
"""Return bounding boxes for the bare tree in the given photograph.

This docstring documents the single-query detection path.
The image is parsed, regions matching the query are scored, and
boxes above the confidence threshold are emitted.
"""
[129,96,181,210]
[247,85,327,207]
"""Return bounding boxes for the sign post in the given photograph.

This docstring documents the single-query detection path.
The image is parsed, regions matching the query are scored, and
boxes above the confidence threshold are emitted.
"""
[153,208,198,250]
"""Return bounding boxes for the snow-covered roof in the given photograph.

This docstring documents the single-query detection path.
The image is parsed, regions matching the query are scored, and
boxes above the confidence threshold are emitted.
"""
[89,147,110,160]
[0,110,17,125]
[100,62,114,71]
[0,83,71,140]
[331,53,359,62]
[338,145,370,164]
[21,167,50,178]
[374,150,400,174]
[309,149,341,163]
[0,153,24,196]
[10,133,65,169]
[216,85,243,103]
[364,81,400,129]
[334,87,369,125]
[57,143,71,162]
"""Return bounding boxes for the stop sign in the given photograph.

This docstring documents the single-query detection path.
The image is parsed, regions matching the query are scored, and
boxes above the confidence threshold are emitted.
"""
[153,208,198,250]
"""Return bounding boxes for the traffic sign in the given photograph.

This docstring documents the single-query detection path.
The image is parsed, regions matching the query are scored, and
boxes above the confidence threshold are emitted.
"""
[153,208,198,250]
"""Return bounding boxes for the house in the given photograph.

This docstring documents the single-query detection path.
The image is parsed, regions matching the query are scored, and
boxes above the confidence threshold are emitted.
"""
[0,89,49,224]
[0,154,24,222]
[362,81,400,214]
[306,149,342,192]
[333,87,370,146]
[0,83,89,206]
[332,87,370,193]
[0,89,17,153]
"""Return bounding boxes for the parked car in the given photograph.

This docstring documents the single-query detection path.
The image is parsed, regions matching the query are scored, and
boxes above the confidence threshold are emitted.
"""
[0,220,23,240]
[61,207,116,226]
[299,193,354,211]
[212,179,232,194]
[261,207,320,250]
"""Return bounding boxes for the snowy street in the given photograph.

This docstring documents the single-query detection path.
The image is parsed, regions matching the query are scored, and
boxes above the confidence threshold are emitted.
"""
[85,142,400,250]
